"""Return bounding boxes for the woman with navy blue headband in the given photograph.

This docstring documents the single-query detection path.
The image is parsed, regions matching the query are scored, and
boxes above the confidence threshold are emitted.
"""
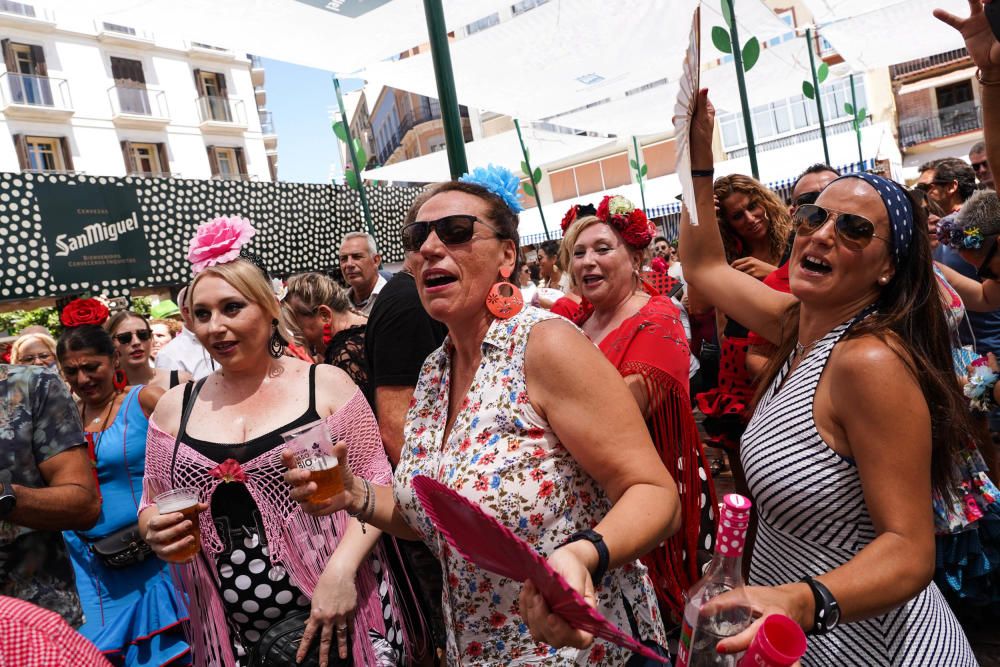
[679,86,977,665]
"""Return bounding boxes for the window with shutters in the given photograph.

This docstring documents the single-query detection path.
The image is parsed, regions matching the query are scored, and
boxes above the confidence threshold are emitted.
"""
[111,57,150,115]
[4,41,52,106]
[196,70,231,122]
[208,146,246,180]
[127,142,166,176]
[25,136,65,172]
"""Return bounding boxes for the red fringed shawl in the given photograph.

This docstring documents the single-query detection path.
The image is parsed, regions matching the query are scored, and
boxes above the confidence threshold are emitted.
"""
[579,289,717,620]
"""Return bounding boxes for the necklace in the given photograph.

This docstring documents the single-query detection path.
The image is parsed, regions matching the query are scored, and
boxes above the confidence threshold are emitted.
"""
[794,337,822,359]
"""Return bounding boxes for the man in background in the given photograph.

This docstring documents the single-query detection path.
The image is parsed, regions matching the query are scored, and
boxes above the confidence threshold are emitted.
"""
[970,141,995,191]
[339,232,386,315]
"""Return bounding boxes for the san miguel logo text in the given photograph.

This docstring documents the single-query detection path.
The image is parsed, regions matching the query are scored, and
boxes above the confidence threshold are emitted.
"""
[55,212,140,257]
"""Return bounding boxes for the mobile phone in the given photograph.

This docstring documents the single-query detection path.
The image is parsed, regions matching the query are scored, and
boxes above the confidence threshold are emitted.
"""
[987,1,1000,43]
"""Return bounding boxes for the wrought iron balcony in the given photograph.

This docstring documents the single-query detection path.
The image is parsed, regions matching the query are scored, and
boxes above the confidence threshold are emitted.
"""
[197,95,247,132]
[898,101,982,147]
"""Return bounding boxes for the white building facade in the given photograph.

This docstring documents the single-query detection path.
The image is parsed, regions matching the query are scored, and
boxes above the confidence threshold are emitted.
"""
[0,2,274,181]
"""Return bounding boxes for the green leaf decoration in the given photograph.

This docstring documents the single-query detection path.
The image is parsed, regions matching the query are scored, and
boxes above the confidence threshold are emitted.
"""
[802,81,815,100]
[721,0,734,29]
[817,62,829,83]
[520,160,530,177]
[630,159,639,170]
[712,26,732,54]
[345,169,359,190]
[355,146,368,167]
[523,182,536,198]
[332,121,348,143]
[640,164,648,177]
[532,167,542,183]
[856,107,867,123]
[844,102,855,115]
[742,37,760,72]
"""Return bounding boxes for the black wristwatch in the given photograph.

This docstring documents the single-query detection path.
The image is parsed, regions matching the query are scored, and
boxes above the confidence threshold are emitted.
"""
[0,471,16,520]
[562,529,610,587]
[801,576,840,635]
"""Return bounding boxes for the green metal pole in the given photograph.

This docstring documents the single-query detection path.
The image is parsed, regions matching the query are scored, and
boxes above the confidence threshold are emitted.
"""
[806,28,831,165]
[724,0,759,180]
[514,118,550,240]
[332,76,376,243]
[632,136,647,213]
[849,73,864,170]
[422,0,468,179]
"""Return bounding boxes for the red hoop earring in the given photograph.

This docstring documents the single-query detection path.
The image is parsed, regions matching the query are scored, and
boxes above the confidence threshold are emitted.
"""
[486,266,524,319]
[113,369,128,391]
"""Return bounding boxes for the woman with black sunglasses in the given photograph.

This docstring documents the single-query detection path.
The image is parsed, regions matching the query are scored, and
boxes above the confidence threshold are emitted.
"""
[679,89,976,665]
[286,170,682,665]
[107,311,191,391]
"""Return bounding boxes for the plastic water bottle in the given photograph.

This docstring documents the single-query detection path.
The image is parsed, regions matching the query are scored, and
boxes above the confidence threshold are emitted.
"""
[675,494,754,666]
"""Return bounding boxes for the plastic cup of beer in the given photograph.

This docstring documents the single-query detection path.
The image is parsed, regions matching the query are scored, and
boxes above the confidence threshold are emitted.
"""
[154,487,202,563]
[283,420,344,503]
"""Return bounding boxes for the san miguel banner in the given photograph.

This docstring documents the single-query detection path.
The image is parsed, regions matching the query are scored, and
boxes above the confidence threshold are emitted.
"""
[33,180,152,286]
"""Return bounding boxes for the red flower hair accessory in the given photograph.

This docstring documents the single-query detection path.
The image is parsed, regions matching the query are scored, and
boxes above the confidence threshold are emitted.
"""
[560,203,598,234]
[595,195,653,249]
[60,298,110,328]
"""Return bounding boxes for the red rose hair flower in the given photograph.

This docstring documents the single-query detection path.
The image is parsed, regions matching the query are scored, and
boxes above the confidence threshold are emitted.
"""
[595,195,653,249]
[60,298,110,328]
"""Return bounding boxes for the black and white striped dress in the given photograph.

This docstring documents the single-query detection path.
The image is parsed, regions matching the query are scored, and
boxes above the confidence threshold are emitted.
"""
[741,316,977,666]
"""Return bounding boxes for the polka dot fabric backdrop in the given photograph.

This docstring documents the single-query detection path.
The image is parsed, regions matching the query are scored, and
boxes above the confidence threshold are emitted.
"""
[0,172,422,301]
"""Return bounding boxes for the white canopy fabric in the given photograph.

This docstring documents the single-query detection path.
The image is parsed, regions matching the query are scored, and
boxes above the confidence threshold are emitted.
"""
[800,0,970,70]
[43,0,515,72]
[363,0,792,128]
[361,127,614,183]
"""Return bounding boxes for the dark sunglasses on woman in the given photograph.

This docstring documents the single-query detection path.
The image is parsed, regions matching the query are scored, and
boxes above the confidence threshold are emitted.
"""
[114,329,152,345]
[401,214,500,252]
[793,204,890,251]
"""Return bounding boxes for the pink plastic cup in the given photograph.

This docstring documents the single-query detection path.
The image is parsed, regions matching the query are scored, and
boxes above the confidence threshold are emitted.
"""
[738,614,807,667]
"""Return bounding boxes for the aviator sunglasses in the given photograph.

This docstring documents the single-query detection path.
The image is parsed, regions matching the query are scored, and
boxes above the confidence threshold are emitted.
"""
[114,329,152,345]
[793,204,890,250]
[401,214,500,252]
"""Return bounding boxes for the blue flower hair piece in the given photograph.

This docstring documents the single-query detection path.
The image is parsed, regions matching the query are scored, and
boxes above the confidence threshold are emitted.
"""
[937,214,985,250]
[459,164,524,214]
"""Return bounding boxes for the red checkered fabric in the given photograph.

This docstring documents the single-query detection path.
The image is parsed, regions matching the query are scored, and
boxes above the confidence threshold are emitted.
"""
[0,596,111,667]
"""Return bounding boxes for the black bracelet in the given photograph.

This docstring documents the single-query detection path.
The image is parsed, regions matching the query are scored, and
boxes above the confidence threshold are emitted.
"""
[691,168,714,178]
[561,529,610,586]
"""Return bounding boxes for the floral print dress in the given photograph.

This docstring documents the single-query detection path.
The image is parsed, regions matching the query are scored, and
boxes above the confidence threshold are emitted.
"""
[393,307,667,666]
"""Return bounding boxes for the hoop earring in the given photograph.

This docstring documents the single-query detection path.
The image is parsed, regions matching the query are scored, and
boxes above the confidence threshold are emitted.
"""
[486,267,524,320]
[113,368,128,391]
[269,318,287,359]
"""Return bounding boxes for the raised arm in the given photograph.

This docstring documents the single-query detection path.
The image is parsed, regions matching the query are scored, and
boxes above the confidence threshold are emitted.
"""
[935,260,1000,310]
[679,90,796,344]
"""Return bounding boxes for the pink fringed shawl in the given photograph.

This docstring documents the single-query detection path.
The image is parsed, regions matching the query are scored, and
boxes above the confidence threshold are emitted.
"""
[140,389,409,667]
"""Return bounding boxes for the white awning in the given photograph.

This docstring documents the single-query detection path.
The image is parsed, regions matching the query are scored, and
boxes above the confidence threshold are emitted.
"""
[800,0,970,70]
[361,127,615,183]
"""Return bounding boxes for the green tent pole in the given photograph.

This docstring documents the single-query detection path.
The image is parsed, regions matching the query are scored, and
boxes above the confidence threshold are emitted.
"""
[514,118,550,240]
[422,0,468,179]
[332,76,376,242]
[806,28,831,165]
[849,73,864,170]
[724,0,759,180]
[632,136,647,213]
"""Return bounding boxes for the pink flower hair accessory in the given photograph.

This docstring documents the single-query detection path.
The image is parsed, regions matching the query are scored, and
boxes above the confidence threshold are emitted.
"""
[208,458,247,483]
[187,215,256,274]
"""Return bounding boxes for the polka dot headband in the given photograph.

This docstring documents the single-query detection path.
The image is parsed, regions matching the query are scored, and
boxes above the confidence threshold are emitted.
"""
[831,173,914,265]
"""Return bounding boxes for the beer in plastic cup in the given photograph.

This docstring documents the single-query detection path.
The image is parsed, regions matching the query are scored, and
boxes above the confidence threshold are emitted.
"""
[283,420,344,503]
[738,614,807,667]
[154,487,202,563]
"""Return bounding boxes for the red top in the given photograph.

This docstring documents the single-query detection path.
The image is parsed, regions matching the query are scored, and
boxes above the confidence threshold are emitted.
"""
[747,262,792,346]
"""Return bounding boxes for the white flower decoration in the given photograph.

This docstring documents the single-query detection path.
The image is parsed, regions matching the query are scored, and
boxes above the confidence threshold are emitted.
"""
[271,278,287,302]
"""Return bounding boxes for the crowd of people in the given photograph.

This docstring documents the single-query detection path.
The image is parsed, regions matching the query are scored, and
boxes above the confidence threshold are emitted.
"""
[2,2,1000,666]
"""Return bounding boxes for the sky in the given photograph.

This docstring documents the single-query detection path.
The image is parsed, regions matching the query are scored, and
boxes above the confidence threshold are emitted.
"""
[262,58,364,184]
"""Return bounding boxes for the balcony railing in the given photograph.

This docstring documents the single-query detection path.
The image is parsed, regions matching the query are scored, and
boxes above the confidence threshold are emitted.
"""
[899,101,982,147]
[249,54,263,69]
[197,95,246,125]
[211,172,252,181]
[890,48,970,79]
[109,84,168,118]
[259,110,275,134]
[0,72,70,109]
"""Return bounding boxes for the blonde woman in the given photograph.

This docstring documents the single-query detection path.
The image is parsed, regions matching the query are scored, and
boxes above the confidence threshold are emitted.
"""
[11,332,58,368]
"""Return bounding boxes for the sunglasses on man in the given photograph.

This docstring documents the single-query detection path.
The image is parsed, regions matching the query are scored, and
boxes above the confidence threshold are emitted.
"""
[114,329,152,345]
[793,191,821,208]
[401,214,501,252]
[793,204,890,250]
[914,180,954,192]
[972,160,989,173]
